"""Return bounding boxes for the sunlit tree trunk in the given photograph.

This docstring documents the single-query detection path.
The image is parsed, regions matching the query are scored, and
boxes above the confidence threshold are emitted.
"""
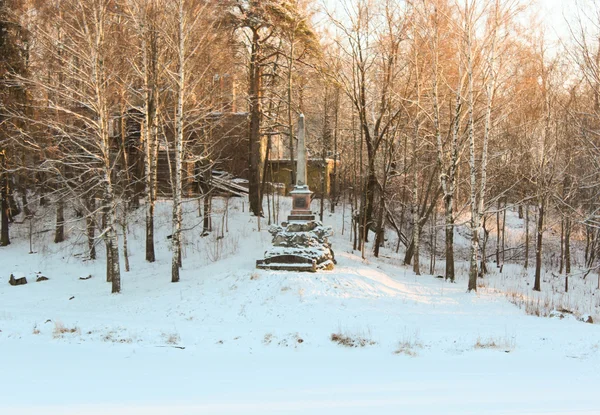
[171,0,186,283]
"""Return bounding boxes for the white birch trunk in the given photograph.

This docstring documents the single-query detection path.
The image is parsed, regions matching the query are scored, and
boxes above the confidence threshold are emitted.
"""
[142,14,159,264]
[89,1,121,293]
[412,124,420,276]
[466,2,478,292]
[477,1,499,280]
[412,17,421,275]
[171,0,185,283]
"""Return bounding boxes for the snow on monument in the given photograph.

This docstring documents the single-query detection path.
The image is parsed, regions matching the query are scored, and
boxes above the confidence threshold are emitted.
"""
[256,114,335,272]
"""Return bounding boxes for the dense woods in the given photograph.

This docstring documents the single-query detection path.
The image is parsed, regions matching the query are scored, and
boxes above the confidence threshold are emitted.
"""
[1,0,600,294]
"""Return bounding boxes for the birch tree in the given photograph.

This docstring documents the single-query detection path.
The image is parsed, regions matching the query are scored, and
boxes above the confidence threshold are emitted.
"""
[162,0,223,283]
[123,0,162,263]
[22,0,123,293]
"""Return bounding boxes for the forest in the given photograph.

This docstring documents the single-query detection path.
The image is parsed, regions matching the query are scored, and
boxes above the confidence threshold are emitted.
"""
[1,0,599,296]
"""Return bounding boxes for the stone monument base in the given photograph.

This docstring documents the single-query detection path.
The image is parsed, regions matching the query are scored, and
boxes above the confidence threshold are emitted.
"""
[287,214,316,222]
[256,220,335,272]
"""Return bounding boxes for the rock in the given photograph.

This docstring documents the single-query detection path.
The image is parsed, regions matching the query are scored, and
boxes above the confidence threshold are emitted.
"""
[79,275,92,281]
[579,315,594,324]
[36,276,49,282]
[549,310,565,320]
[9,274,27,286]
[558,307,574,315]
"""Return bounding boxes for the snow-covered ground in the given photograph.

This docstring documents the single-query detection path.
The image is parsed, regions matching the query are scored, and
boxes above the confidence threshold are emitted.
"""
[1,197,599,414]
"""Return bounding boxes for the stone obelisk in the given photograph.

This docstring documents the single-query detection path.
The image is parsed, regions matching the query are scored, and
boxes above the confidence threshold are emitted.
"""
[296,114,307,186]
[288,114,315,222]
[256,113,335,272]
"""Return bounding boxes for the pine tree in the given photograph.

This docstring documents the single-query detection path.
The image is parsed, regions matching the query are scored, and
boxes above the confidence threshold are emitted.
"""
[0,0,27,247]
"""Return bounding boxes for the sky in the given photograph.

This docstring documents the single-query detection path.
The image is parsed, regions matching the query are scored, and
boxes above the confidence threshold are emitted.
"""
[537,0,572,41]
[319,0,582,51]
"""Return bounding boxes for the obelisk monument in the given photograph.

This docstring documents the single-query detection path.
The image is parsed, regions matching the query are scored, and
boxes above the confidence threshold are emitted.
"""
[288,114,315,222]
[296,114,307,186]
[256,113,335,271]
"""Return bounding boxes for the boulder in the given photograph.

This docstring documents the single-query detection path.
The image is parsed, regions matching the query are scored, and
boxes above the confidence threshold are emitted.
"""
[579,315,594,324]
[36,276,49,282]
[9,274,27,286]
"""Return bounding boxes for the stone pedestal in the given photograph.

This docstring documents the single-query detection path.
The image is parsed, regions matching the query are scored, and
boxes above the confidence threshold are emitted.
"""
[256,220,335,272]
[288,185,315,222]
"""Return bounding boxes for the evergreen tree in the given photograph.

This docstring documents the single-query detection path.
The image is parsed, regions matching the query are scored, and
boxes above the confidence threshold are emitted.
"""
[0,0,27,247]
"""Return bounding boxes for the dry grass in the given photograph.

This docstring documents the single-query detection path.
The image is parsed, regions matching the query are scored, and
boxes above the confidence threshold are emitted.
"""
[474,335,515,352]
[263,332,305,348]
[503,288,569,319]
[205,233,240,263]
[482,266,600,324]
[250,272,260,281]
[394,332,423,357]
[163,332,181,345]
[330,332,376,348]
[103,330,133,344]
[32,325,40,335]
[52,321,80,339]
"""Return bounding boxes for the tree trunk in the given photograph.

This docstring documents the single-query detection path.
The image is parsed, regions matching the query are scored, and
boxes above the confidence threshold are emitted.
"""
[533,200,544,292]
[444,195,455,282]
[21,187,30,217]
[320,150,325,222]
[480,218,489,276]
[330,88,339,214]
[146,197,156,262]
[122,220,130,273]
[248,29,264,217]
[412,116,420,275]
[172,0,185,283]
[501,202,506,268]
[203,187,211,234]
[86,196,96,260]
[143,20,159,264]
[559,217,564,274]
[54,197,65,243]
[565,216,571,276]
[106,202,121,294]
[525,204,529,269]
[102,182,122,293]
[363,160,377,244]
[432,0,459,283]
[466,2,478,292]
[38,171,46,207]
[373,193,385,258]
[585,225,591,265]
[109,230,121,293]
[106,238,113,282]
[0,163,9,246]
[203,196,211,233]
[430,209,437,275]
[496,199,501,268]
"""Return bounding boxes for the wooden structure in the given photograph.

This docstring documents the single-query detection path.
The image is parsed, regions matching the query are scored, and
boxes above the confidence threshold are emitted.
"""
[268,158,338,196]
